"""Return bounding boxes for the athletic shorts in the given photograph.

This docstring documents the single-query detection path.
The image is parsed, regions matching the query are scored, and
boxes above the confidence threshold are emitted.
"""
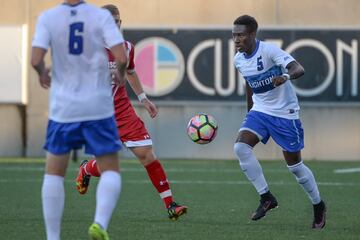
[44,116,122,156]
[114,90,152,148]
[240,110,304,152]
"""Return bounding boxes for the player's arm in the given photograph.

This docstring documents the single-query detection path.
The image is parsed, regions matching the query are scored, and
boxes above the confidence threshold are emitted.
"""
[285,61,305,80]
[126,43,158,118]
[272,61,305,87]
[269,44,305,87]
[109,44,128,85]
[103,10,128,85]
[127,71,158,118]
[31,12,51,89]
[31,47,51,89]
[245,81,254,112]
[30,47,46,73]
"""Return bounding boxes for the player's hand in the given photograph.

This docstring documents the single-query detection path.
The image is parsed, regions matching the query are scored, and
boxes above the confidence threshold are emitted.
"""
[142,99,158,118]
[272,75,287,87]
[39,68,51,89]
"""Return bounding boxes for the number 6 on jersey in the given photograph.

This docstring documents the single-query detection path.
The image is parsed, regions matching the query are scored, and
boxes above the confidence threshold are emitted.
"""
[69,22,84,55]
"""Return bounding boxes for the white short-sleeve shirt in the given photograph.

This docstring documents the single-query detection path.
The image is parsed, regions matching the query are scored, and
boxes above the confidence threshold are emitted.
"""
[234,40,300,119]
[32,1,124,123]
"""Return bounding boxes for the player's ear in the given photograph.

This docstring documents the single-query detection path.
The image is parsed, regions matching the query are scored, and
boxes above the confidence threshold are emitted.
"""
[249,31,256,38]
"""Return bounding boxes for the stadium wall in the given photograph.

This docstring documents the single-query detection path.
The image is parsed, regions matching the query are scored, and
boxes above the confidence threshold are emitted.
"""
[0,0,359,160]
[0,105,23,156]
[128,104,360,161]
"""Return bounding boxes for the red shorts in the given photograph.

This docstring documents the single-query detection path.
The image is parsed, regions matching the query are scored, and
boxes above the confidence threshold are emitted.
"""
[113,86,152,147]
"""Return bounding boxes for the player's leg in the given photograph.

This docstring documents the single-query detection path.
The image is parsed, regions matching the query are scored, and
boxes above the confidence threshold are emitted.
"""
[87,152,120,240]
[83,158,100,176]
[283,151,326,229]
[76,158,100,194]
[132,146,172,208]
[82,117,122,238]
[234,111,278,220]
[42,119,77,240]
[268,116,326,229]
[234,130,278,220]
[42,152,70,240]
[130,145,187,220]
[91,153,121,232]
[75,98,138,194]
[284,151,322,206]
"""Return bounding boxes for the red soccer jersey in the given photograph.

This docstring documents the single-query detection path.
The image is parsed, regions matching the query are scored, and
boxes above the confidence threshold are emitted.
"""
[106,41,151,146]
[107,40,135,83]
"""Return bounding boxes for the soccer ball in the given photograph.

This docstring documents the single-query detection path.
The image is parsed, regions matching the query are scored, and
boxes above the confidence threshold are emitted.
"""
[187,113,218,144]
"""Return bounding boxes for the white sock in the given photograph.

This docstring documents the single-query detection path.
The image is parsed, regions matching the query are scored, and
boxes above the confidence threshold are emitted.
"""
[94,171,122,230]
[288,161,321,204]
[42,174,64,240]
[234,142,269,194]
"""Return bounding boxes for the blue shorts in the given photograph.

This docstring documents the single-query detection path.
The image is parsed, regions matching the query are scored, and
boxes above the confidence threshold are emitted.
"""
[44,116,122,156]
[240,111,304,152]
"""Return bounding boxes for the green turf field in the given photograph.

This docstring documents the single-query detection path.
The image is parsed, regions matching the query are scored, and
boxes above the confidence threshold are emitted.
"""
[0,158,359,240]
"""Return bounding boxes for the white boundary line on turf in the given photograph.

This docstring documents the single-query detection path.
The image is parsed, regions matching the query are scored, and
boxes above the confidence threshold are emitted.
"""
[0,166,289,173]
[334,168,360,174]
[0,178,358,187]
[127,180,360,187]
[4,166,360,174]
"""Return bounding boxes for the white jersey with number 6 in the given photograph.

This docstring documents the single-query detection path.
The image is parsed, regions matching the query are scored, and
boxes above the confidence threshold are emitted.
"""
[234,40,300,119]
[32,2,124,123]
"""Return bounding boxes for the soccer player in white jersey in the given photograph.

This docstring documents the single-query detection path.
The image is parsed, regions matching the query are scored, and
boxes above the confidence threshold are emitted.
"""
[232,15,326,229]
[75,4,188,221]
[31,0,127,239]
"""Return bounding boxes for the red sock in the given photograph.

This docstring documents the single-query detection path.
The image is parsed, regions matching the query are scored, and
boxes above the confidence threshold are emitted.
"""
[84,159,100,177]
[145,160,174,208]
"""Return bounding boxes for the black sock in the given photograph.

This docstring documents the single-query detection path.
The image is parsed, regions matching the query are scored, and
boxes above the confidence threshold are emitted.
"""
[313,200,324,208]
[260,191,273,201]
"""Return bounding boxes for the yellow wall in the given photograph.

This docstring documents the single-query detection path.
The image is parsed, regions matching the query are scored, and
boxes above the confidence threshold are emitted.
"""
[2,0,360,26]
[0,0,359,157]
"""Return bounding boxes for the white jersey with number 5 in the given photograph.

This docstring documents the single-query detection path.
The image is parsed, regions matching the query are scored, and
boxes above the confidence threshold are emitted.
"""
[234,40,300,119]
[32,1,124,123]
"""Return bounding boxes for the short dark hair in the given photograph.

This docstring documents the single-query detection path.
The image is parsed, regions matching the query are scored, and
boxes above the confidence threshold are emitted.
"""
[102,4,119,16]
[233,15,258,33]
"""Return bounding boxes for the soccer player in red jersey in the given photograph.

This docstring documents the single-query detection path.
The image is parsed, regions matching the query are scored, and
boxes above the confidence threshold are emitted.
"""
[76,4,187,221]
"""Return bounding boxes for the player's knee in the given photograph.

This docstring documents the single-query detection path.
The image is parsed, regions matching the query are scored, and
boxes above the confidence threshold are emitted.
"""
[287,162,313,184]
[144,152,156,164]
[287,161,309,176]
[137,148,156,166]
[234,142,253,163]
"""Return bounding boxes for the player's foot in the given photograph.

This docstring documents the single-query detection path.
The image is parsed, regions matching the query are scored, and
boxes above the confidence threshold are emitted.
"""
[251,192,278,221]
[167,202,188,221]
[312,200,326,229]
[88,223,109,240]
[76,159,91,195]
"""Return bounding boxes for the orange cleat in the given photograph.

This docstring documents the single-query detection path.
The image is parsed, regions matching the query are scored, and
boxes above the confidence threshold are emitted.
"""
[76,160,91,195]
[167,202,188,220]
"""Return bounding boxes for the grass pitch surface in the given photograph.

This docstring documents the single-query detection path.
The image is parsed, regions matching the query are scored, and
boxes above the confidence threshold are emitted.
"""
[0,158,359,240]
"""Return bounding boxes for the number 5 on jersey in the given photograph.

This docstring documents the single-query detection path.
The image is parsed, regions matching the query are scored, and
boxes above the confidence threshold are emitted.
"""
[257,56,264,71]
[69,22,84,55]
